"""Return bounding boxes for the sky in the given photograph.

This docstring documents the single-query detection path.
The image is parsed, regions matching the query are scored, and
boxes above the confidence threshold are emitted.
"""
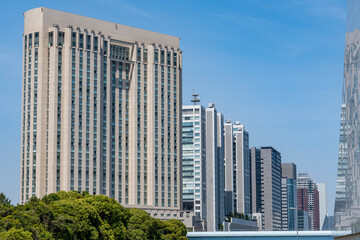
[0,0,347,214]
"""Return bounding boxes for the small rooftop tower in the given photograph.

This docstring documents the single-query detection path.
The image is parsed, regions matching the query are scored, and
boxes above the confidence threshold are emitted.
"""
[191,90,200,105]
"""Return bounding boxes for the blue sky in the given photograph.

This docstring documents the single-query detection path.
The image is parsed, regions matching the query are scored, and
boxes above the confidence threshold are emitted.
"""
[0,0,347,213]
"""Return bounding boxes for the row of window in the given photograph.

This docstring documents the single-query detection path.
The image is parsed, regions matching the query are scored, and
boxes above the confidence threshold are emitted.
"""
[24,32,39,50]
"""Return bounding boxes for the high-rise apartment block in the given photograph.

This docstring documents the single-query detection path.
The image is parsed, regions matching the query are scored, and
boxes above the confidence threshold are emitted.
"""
[182,104,206,219]
[224,120,251,216]
[20,8,182,214]
[281,163,298,231]
[205,103,225,231]
[297,173,320,230]
[251,147,282,231]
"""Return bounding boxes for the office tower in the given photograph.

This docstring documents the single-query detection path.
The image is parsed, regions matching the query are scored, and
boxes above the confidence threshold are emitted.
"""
[297,173,320,230]
[224,120,234,215]
[318,183,328,230]
[322,214,335,230]
[297,210,311,231]
[251,147,282,231]
[224,121,251,216]
[281,163,298,231]
[334,103,350,230]
[217,112,225,227]
[205,103,225,231]
[334,0,360,229]
[20,8,182,215]
[182,103,206,220]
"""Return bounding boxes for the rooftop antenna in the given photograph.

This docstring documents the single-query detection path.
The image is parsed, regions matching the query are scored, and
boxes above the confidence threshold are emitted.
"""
[191,90,200,105]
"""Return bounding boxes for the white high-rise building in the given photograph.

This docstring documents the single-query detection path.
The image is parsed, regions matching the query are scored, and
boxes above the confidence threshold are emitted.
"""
[182,104,206,220]
[20,8,182,215]
[224,120,251,216]
[318,183,328,229]
[205,103,225,231]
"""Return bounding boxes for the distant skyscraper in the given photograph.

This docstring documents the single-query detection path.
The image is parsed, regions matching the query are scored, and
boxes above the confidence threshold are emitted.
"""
[20,8,182,214]
[334,104,350,230]
[182,104,206,219]
[297,173,320,231]
[251,147,282,231]
[297,210,311,231]
[224,120,251,216]
[281,163,298,231]
[334,0,360,230]
[318,183,328,230]
[205,103,225,231]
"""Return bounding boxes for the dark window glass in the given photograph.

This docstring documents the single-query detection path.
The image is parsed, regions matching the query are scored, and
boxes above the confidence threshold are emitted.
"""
[58,32,64,46]
[86,35,91,50]
[161,50,165,64]
[71,32,76,47]
[48,32,53,47]
[24,35,27,50]
[104,40,108,55]
[79,33,84,48]
[143,49,148,63]
[94,36,98,51]
[29,33,32,48]
[34,32,39,47]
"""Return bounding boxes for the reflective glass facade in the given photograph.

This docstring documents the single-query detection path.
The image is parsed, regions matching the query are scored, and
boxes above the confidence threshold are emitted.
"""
[335,0,360,230]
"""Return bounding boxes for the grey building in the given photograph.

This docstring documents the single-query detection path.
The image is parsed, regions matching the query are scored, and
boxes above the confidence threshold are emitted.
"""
[182,104,206,220]
[298,210,311,231]
[20,8,183,215]
[251,147,282,231]
[281,163,298,231]
[224,121,251,216]
[205,103,225,231]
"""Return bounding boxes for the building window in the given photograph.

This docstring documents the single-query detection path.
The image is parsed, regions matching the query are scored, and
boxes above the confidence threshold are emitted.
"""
[24,35,27,50]
[79,33,84,48]
[71,32,76,47]
[58,31,64,46]
[167,51,171,65]
[154,49,159,63]
[28,33,32,48]
[34,32,39,47]
[104,40,108,55]
[173,53,177,66]
[86,35,91,50]
[48,32,53,47]
[160,50,165,64]
[137,47,141,62]
[143,49,148,63]
[94,36,98,51]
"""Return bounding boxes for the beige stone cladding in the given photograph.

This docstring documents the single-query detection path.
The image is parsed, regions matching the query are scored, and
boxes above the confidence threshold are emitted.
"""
[21,7,182,213]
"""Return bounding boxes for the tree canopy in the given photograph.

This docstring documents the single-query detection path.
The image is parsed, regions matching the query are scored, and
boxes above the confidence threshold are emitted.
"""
[0,191,187,240]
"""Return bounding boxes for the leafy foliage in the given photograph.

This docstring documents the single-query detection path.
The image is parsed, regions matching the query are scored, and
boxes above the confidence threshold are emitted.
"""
[0,191,187,239]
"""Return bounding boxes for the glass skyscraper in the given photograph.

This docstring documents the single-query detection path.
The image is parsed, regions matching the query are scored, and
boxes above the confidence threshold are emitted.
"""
[335,0,360,230]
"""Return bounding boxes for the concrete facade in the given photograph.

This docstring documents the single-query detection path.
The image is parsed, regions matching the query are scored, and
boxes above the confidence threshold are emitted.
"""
[224,121,251,216]
[205,103,224,231]
[21,8,182,214]
[251,147,282,231]
[318,182,328,230]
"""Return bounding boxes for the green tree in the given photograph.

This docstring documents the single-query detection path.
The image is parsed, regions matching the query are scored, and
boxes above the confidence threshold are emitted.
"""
[0,194,10,206]
[0,191,188,239]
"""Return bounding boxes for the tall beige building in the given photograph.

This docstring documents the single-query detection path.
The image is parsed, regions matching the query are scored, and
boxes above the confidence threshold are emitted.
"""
[20,7,182,213]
